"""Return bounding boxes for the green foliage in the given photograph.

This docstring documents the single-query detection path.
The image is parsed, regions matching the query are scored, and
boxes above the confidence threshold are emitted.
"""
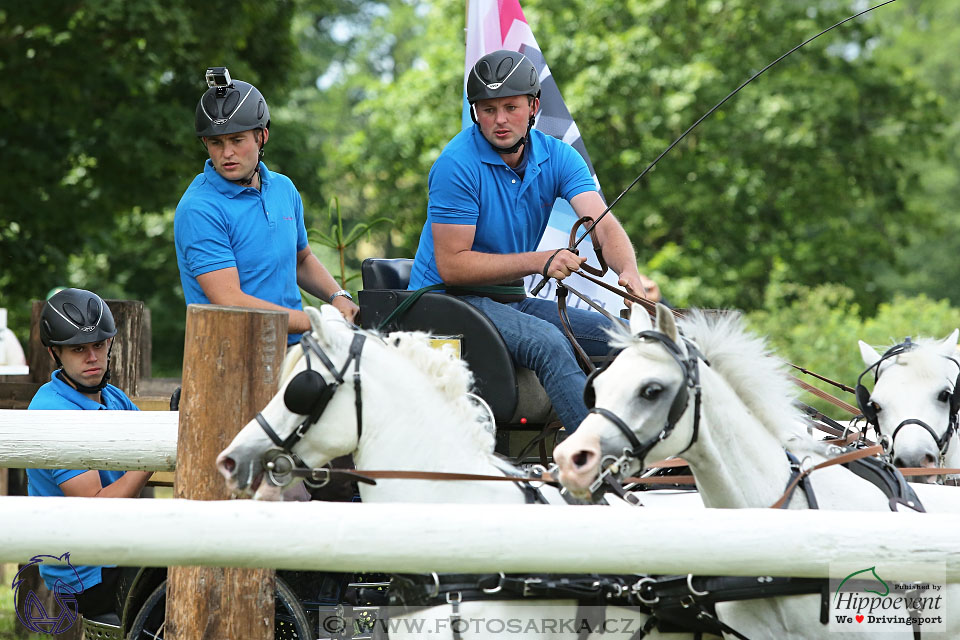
[0,0,360,373]
[4,0,960,382]
[308,196,392,288]
[746,283,960,417]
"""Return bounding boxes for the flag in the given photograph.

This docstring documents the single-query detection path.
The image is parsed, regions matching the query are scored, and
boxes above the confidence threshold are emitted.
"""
[463,0,625,311]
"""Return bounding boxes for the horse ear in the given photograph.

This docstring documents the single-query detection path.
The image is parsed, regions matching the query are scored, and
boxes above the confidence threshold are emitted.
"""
[305,306,325,339]
[944,328,959,351]
[629,303,653,334]
[655,303,678,342]
[859,340,881,367]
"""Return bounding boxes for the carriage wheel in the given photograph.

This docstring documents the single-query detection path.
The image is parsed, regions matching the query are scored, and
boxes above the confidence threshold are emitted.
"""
[126,577,313,640]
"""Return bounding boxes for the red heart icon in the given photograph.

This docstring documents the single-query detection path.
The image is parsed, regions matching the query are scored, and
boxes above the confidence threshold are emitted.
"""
[856,615,864,623]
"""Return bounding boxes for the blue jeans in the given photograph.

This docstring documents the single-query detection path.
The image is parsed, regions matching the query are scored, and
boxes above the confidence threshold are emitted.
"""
[460,296,622,431]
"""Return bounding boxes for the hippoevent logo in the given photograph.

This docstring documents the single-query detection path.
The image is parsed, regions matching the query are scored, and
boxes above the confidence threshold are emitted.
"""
[829,561,947,633]
[11,553,82,635]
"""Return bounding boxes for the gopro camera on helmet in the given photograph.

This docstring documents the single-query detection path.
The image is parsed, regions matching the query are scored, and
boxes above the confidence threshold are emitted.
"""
[205,67,232,90]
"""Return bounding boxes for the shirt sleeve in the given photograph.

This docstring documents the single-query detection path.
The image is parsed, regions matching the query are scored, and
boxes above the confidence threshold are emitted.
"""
[175,199,238,277]
[427,154,481,226]
[555,142,598,202]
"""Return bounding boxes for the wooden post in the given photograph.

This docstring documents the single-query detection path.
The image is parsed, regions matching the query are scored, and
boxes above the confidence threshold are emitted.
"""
[140,306,152,379]
[28,298,144,396]
[165,305,286,640]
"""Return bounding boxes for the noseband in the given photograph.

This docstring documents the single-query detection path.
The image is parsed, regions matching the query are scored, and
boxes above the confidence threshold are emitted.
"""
[856,338,960,461]
[255,330,366,487]
[585,330,705,482]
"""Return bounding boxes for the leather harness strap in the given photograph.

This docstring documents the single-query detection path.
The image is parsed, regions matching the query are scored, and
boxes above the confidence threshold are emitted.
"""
[770,444,883,509]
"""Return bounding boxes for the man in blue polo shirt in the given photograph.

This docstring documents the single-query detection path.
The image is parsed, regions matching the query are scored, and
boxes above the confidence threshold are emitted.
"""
[409,50,660,431]
[175,67,358,345]
[27,288,152,618]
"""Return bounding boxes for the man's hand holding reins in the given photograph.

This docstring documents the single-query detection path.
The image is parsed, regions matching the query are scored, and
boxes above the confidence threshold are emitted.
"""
[540,248,587,280]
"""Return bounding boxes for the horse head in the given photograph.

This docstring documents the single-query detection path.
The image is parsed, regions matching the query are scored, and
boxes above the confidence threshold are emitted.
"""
[554,303,700,499]
[858,329,960,482]
[217,306,367,500]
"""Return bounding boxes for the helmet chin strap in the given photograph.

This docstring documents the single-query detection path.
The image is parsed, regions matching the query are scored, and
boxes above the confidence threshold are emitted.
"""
[50,344,114,395]
[488,114,536,156]
[232,130,265,187]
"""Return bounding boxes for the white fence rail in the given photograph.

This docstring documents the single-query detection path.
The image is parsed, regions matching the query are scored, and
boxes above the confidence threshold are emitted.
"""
[0,409,177,470]
[2,497,960,580]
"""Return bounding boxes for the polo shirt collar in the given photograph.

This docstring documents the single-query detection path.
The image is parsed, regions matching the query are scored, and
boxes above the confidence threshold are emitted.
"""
[49,370,105,410]
[471,125,548,169]
[203,159,271,198]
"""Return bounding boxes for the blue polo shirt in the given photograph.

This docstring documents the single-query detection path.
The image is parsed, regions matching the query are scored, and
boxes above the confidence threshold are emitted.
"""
[27,371,139,593]
[174,160,309,344]
[409,127,597,289]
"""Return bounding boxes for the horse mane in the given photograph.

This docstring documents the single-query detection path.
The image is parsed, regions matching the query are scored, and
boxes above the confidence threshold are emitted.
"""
[384,330,496,454]
[678,310,805,444]
[611,309,805,445]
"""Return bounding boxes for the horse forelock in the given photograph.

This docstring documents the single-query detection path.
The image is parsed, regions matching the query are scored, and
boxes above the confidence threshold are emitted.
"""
[874,337,957,385]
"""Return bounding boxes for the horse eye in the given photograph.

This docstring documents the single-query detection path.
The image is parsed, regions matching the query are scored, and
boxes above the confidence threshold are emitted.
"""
[938,389,951,403]
[870,401,882,414]
[639,383,664,400]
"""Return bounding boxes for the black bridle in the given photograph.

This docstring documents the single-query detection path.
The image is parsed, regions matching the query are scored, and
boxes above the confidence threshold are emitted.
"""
[855,338,960,462]
[255,330,366,487]
[583,330,705,493]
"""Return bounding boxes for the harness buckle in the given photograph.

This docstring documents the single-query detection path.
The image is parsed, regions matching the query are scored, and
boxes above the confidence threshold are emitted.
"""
[686,574,709,597]
[304,467,331,489]
[522,578,543,597]
[446,591,462,604]
[633,577,659,605]
[482,572,505,595]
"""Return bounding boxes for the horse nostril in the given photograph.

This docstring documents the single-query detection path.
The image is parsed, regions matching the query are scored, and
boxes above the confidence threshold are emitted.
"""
[572,449,594,470]
[924,453,938,467]
[893,456,905,468]
[221,457,236,474]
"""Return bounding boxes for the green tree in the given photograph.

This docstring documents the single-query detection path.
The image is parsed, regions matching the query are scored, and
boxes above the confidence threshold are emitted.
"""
[0,0,360,373]
[316,0,944,315]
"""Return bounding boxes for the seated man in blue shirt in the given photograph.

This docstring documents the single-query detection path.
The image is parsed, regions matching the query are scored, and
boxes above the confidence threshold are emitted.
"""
[409,50,660,432]
[175,66,358,346]
[27,288,152,618]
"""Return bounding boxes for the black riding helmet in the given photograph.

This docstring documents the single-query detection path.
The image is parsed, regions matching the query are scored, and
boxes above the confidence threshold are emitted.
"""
[466,50,541,154]
[195,69,270,138]
[41,288,117,394]
[466,50,541,107]
[40,288,117,347]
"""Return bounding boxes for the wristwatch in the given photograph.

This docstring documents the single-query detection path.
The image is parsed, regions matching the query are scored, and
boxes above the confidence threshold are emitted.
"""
[329,289,354,304]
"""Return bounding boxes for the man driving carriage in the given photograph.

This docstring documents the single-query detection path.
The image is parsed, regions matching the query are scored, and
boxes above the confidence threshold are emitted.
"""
[408,49,660,431]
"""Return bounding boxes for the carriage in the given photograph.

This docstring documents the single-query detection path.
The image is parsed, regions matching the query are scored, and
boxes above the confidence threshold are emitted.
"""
[85,260,960,640]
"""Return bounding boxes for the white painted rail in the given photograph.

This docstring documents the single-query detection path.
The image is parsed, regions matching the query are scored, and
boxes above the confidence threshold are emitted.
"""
[2,497,959,581]
[0,410,177,470]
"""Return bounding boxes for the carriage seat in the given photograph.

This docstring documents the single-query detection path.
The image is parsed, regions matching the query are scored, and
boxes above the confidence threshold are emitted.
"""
[358,258,555,427]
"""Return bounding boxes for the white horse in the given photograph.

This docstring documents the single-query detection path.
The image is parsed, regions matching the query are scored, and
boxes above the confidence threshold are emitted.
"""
[217,305,705,640]
[857,331,960,483]
[554,304,960,640]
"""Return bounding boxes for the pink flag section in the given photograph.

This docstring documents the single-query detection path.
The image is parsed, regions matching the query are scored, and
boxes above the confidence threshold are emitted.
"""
[463,0,626,311]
